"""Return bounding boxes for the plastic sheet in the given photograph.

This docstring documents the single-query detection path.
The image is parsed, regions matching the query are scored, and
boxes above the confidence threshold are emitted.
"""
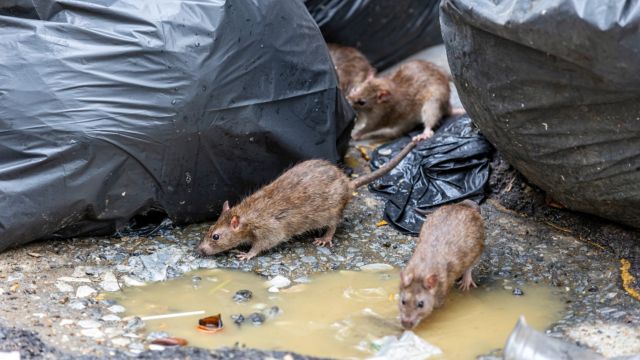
[305,0,442,70]
[441,0,640,228]
[0,0,354,250]
[368,116,492,235]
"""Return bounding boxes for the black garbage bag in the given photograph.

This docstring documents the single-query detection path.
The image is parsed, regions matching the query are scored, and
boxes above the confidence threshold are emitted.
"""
[0,0,354,251]
[441,0,640,229]
[368,116,492,235]
[305,0,442,70]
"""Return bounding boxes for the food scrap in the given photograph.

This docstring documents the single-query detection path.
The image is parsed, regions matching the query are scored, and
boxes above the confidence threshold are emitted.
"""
[376,220,388,227]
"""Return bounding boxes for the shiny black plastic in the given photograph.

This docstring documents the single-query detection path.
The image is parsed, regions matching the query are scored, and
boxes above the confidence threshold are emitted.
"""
[0,0,354,250]
[369,116,492,235]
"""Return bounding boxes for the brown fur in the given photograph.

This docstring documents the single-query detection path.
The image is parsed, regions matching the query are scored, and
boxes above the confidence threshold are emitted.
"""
[198,141,417,260]
[398,200,485,329]
[348,60,450,141]
[327,43,375,96]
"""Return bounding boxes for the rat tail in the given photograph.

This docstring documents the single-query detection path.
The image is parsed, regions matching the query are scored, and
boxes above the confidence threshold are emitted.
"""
[350,140,417,189]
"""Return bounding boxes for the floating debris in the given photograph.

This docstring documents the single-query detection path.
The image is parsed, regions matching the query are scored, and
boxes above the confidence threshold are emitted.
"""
[233,290,253,303]
[513,288,524,296]
[150,337,188,347]
[197,314,223,333]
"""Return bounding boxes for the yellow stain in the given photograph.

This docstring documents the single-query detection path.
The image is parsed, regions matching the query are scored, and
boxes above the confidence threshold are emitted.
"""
[376,220,388,227]
[356,146,370,161]
[620,259,640,301]
[209,279,231,294]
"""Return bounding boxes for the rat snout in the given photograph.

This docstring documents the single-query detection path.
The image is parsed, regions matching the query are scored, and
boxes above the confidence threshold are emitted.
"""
[197,242,211,256]
[400,314,419,330]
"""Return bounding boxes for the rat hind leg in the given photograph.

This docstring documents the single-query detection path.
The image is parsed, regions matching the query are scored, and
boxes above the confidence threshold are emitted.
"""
[413,98,446,142]
[458,267,477,291]
[313,223,337,247]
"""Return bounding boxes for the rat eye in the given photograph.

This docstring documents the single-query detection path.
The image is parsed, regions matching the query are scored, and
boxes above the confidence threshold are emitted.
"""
[356,99,366,106]
[417,301,424,309]
[401,299,406,306]
[212,234,220,241]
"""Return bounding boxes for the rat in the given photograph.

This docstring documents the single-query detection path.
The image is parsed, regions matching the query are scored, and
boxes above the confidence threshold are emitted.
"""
[348,60,450,142]
[197,140,418,260]
[327,43,375,97]
[398,199,484,329]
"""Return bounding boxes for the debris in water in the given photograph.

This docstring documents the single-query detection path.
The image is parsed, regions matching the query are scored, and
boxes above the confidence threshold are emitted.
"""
[140,310,205,321]
[197,314,224,333]
[370,331,442,360]
[248,312,265,326]
[266,306,282,319]
[150,337,188,347]
[231,314,245,326]
[233,289,253,303]
[268,275,291,289]
[513,288,524,296]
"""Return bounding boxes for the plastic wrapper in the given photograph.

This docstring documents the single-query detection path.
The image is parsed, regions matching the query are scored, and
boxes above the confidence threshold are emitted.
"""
[368,116,492,235]
[0,0,354,250]
[441,0,640,228]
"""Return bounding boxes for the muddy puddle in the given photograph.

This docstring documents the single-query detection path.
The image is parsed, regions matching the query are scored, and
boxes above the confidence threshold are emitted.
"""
[111,269,564,359]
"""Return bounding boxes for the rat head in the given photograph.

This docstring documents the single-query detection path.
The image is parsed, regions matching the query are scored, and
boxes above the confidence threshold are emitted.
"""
[347,73,391,111]
[198,201,244,256]
[398,271,438,329]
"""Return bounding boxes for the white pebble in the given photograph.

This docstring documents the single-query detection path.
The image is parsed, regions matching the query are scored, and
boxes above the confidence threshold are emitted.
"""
[267,275,291,289]
[108,305,126,313]
[76,285,97,298]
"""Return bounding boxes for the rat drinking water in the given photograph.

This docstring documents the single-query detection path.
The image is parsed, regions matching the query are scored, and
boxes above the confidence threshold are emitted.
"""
[398,200,485,329]
[327,43,375,97]
[198,140,418,260]
[348,60,450,142]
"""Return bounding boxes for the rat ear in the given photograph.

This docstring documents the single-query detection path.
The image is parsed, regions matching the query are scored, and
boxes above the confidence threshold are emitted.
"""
[377,89,390,103]
[401,271,413,287]
[222,200,230,212]
[230,215,240,231]
[366,70,375,80]
[423,274,438,290]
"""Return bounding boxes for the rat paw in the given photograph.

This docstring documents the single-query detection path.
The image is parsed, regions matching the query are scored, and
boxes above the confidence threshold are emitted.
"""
[236,252,254,261]
[313,238,333,247]
[412,129,434,143]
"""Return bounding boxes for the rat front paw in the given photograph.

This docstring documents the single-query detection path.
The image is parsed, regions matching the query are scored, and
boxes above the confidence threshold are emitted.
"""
[313,238,333,247]
[236,252,254,261]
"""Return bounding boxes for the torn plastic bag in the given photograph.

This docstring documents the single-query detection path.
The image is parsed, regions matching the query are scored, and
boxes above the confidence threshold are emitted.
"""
[0,0,354,251]
[304,0,442,70]
[368,116,492,235]
[441,0,640,228]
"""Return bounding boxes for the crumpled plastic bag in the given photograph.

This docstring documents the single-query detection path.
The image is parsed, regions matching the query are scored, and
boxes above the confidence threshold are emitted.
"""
[368,116,492,234]
[369,330,442,360]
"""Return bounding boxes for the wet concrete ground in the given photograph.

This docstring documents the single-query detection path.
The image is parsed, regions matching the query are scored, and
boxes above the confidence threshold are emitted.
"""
[1,45,639,359]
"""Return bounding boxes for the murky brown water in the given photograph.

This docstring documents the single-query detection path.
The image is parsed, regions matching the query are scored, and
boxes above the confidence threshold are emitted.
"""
[112,269,564,359]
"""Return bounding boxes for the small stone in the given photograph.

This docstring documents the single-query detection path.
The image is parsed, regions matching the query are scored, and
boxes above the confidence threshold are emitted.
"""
[248,312,265,326]
[231,314,245,326]
[233,289,253,303]
[58,276,92,283]
[378,148,392,156]
[68,300,87,310]
[122,276,145,287]
[55,282,74,293]
[128,342,145,354]
[100,299,116,306]
[149,344,165,351]
[102,314,121,322]
[7,273,24,282]
[76,285,97,298]
[267,286,279,293]
[146,331,171,342]
[60,319,74,326]
[513,288,524,296]
[125,317,145,332]
[81,328,104,338]
[78,319,102,329]
[191,276,202,288]
[316,247,331,255]
[112,337,131,347]
[268,275,291,289]
[301,256,317,264]
[265,306,281,318]
[108,305,126,314]
[100,272,120,292]
[360,263,393,272]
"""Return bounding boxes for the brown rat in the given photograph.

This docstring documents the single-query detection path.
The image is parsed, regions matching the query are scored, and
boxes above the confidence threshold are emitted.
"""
[348,60,450,142]
[398,200,484,329]
[197,140,418,260]
[327,43,375,97]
